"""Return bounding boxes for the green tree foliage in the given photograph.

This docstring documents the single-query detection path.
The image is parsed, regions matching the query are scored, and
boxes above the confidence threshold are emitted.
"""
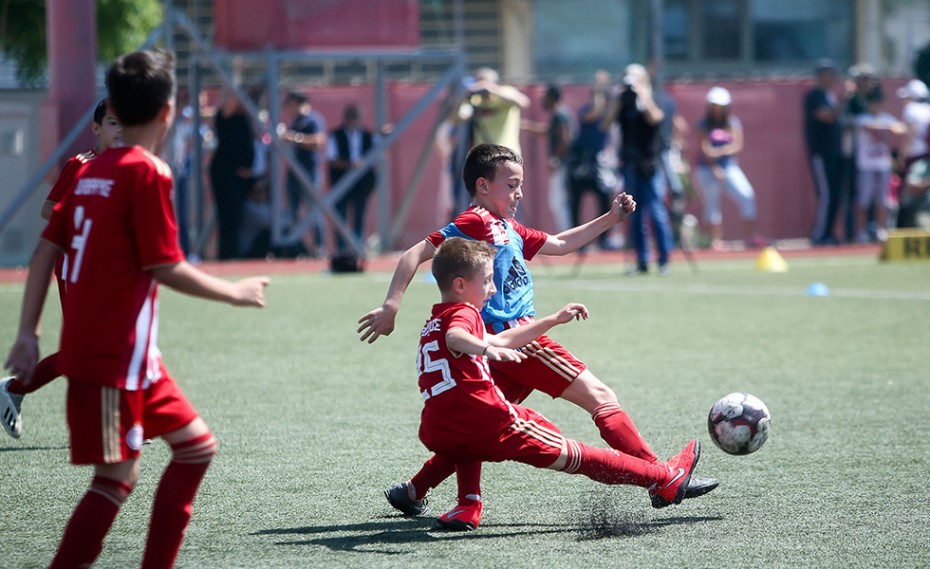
[0,0,162,86]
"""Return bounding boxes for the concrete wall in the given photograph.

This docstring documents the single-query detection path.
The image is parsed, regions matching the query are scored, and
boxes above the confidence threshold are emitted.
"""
[0,91,51,267]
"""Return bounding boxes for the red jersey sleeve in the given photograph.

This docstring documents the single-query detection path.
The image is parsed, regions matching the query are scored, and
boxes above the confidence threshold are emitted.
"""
[447,303,484,341]
[46,152,94,204]
[424,209,493,249]
[40,197,69,251]
[509,219,548,261]
[132,154,184,268]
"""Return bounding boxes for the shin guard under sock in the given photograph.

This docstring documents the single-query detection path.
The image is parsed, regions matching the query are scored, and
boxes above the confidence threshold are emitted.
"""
[592,402,658,463]
[49,476,133,569]
[409,453,456,500]
[141,432,217,569]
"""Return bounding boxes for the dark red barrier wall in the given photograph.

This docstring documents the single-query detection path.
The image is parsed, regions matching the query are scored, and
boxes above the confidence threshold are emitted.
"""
[214,0,419,50]
[282,79,907,250]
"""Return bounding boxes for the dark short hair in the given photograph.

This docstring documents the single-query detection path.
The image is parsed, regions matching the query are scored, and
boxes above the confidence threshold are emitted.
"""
[865,84,884,103]
[545,84,561,102]
[343,103,361,121]
[286,91,308,105]
[431,237,497,292]
[462,143,523,197]
[106,49,176,127]
[92,98,108,125]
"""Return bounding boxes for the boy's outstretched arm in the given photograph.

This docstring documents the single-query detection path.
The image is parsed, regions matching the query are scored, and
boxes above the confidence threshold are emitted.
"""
[538,193,635,256]
[357,240,435,343]
[5,240,59,383]
[490,303,589,350]
[446,327,527,363]
[150,261,268,307]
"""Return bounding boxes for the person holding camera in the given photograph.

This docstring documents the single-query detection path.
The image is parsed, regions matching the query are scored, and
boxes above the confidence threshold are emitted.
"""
[457,67,530,156]
[603,63,674,275]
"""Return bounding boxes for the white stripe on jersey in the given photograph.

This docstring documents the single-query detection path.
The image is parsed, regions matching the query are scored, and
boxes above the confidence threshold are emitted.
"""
[126,281,156,391]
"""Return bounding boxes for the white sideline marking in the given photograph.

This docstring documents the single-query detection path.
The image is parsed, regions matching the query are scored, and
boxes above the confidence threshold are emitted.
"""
[537,280,930,302]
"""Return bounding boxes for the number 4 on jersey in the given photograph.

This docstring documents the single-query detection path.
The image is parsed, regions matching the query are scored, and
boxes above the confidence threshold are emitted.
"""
[69,206,92,283]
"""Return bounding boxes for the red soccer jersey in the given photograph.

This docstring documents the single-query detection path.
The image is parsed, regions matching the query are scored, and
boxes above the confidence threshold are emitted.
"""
[417,302,516,451]
[41,146,184,391]
[46,150,96,204]
[46,150,97,300]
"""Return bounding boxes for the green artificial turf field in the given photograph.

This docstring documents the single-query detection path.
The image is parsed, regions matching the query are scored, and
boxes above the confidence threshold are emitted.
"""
[1,253,928,568]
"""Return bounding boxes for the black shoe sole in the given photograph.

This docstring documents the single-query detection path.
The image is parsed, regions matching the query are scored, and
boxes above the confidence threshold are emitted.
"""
[684,476,719,499]
[436,518,476,532]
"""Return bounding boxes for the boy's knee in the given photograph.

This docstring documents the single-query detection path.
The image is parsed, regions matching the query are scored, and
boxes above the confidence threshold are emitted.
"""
[90,475,135,506]
[171,432,218,465]
[563,374,617,411]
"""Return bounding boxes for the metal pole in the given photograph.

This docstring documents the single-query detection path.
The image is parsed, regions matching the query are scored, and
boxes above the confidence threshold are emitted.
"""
[375,60,389,252]
[191,61,205,258]
[267,52,284,245]
[651,0,664,89]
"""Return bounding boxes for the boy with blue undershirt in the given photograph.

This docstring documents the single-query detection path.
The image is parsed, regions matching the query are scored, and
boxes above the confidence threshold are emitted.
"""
[358,143,718,528]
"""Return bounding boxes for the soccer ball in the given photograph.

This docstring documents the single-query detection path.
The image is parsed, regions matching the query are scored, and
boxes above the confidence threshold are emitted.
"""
[707,392,771,455]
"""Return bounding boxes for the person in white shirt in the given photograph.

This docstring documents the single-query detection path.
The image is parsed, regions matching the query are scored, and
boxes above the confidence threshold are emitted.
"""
[853,86,906,242]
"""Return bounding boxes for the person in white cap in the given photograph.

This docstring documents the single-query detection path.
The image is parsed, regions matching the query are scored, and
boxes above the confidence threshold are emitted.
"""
[693,86,765,250]
[896,79,930,227]
[895,79,930,175]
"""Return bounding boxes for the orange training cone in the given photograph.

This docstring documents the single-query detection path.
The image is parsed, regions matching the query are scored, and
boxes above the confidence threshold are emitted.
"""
[755,246,788,272]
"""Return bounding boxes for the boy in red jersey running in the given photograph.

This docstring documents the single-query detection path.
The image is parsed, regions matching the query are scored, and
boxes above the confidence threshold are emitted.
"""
[0,98,122,439]
[414,237,704,531]
[4,49,269,568]
[359,144,717,525]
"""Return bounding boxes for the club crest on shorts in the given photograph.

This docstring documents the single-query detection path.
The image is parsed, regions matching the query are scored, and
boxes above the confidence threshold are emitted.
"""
[126,423,144,451]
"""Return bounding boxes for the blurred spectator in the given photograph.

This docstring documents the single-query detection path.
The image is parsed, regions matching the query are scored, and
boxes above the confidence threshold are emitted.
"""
[853,86,906,242]
[327,103,379,255]
[839,63,881,242]
[170,88,196,257]
[896,79,930,228]
[895,79,930,177]
[566,71,617,250]
[457,67,529,155]
[655,83,691,247]
[693,87,763,250]
[523,84,574,231]
[900,158,930,228]
[280,91,326,255]
[604,63,674,275]
[804,59,843,245]
[209,85,254,260]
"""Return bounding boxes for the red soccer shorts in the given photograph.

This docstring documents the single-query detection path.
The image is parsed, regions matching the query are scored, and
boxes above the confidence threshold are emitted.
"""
[489,333,586,403]
[66,370,198,465]
[438,405,567,470]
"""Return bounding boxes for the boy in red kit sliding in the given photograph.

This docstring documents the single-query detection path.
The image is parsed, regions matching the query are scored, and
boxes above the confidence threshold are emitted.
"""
[360,144,717,526]
[4,49,269,568]
[0,98,121,439]
[416,238,706,531]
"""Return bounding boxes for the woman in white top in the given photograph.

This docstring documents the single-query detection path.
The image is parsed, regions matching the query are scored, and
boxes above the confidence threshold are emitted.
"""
[693,87,764,250]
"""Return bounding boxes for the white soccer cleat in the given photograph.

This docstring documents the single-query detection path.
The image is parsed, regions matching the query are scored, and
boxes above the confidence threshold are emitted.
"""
[0,377,24,439]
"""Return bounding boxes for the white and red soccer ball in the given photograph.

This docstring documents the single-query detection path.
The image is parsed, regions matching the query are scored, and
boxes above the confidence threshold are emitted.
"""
[708,392,771,455]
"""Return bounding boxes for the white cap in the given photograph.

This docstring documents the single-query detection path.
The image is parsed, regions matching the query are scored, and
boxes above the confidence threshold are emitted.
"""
[706,86,732,106]
[897,79,929,101]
